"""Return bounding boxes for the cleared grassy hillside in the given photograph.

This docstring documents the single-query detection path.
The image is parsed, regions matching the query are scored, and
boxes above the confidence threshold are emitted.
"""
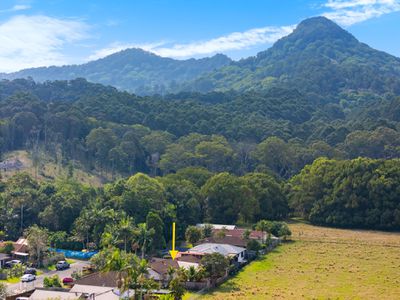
[0,150,105,187]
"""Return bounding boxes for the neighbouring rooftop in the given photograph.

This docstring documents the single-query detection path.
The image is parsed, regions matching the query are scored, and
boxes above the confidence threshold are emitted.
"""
[196,224,237,230]
[186,243,245,257]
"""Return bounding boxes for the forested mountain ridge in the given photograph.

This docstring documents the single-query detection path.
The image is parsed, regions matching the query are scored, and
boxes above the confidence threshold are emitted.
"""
[186,17,400,95]
[2,17,400,97]
[0,49,231,95]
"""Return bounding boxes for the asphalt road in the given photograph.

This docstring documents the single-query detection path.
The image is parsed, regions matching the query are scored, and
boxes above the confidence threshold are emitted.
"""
[7,260,89,295]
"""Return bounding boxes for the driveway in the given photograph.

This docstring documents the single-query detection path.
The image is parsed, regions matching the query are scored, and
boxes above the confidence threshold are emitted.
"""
[7,260,89,295]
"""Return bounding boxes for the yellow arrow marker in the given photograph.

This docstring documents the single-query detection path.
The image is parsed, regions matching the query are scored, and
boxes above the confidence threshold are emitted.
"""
[169,222,179,260]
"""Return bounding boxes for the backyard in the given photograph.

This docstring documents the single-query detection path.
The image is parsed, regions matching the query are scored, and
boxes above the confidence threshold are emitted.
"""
[187,221,400,299]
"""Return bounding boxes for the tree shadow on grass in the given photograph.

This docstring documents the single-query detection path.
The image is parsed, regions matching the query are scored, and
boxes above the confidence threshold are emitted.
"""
[207,281,240,295]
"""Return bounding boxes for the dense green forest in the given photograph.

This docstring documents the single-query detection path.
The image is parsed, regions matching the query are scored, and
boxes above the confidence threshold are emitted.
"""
[1,78,400,179]
[288,158,400,230]
[1,16,400,235]
[0,170,287,245]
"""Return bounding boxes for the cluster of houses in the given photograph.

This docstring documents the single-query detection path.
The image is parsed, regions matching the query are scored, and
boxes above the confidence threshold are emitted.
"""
[3,224,280,299]
[146,223,279,288]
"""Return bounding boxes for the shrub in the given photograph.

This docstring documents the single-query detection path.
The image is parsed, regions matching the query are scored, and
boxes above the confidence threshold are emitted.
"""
[0,241,14,254]
[43,252,65,268]
[247,239,262,251]
[44,275,62,288]
[185,226,202,244]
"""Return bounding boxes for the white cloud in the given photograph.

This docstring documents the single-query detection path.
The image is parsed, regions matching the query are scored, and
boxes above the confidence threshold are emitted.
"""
[0,15,89,72]
[0,4,31,13]
[12,4,31,11]
[323,0,400,25]
[89,25,295,60]
[153,26,295,58]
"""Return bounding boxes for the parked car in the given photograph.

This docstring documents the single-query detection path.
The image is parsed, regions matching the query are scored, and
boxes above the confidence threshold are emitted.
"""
[62,277,74,285]
[56,260,70,270]
[4,259,22,268]
[24,267,37,275]
[21,274,36,282]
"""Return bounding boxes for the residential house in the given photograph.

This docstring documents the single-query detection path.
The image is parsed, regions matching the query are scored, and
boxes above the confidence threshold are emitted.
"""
[196,224,237,230]
[73,270,171,297]
[28,286,134,299]
[70,284,126,299]
[206,228,280,249]
[212,228,266,242]
[148,257,200,287]
[199,235,247,248]
[0,237,29,262]
[29,288,83,299]
[13,237,29,260]
[74,271,119,287]
[182,243,247,264]
[148,258,179,284]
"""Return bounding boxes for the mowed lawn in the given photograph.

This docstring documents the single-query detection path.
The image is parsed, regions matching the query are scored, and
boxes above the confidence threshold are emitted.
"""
[188,222,400,300]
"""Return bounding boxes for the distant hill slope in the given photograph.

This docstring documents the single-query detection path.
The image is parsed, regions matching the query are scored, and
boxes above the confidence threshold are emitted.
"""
[185,17,400,95]
[0,49,231,95]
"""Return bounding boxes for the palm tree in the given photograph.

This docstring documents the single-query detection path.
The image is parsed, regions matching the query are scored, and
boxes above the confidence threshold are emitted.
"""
[103,249,158,299]
[186,266,197,282]
[103,249,132,295]
[134,223,155,259]
[255,220,271,244]
[131,257,157,300]
[118,216,135,252]
[167,266,176,285]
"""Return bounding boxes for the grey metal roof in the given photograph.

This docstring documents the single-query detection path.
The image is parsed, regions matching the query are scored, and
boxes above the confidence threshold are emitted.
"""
[188,243,246,256]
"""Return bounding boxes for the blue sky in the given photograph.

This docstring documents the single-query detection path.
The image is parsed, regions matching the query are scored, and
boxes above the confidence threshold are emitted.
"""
[0,0,399,72]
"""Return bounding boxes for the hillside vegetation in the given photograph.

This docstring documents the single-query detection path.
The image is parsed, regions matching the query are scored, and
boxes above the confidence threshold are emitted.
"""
[192,221,400,300]
[188,17,400,95]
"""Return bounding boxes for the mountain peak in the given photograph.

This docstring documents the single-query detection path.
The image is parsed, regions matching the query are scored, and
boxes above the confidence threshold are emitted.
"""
[290,16,357,44]
[252,16,358,61]
[298,16,338,27]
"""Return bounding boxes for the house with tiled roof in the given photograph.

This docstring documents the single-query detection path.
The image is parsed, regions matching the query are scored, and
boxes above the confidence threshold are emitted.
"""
[212,228,266,242]
[200,235,248,247]
[147,257,200,287]
[0,237,29,261]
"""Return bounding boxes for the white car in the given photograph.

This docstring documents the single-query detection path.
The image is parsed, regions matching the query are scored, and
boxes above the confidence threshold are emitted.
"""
[10,259,22,264]
[21,273,36,282]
